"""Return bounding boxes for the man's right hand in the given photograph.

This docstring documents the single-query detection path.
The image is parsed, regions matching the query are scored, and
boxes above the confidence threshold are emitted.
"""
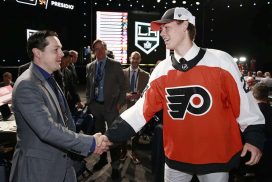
[93,133,112,155]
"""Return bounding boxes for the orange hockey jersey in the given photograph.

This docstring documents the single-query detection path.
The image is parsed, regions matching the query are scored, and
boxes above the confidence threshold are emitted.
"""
[108,44,265,173]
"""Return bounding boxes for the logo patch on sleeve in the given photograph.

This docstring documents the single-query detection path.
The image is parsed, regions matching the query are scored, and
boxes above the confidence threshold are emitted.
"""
[165,85,212,120]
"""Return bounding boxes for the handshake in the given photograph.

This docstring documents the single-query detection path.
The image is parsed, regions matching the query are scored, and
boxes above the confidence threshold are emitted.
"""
[93,133,112,155]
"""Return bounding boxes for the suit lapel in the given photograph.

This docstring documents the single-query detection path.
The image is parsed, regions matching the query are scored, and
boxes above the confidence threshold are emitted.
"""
[30,63,67,127]
[124,68,129,85]
[137,69,143,92]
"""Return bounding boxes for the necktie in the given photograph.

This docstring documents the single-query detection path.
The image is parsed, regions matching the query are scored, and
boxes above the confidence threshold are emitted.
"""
[95,62,103,101]
[47,76,68,126]
[96,62,103,84]
[130,71,136,92]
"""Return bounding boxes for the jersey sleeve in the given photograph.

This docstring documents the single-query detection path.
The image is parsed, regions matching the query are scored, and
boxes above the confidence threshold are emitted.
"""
[220,52,265,149]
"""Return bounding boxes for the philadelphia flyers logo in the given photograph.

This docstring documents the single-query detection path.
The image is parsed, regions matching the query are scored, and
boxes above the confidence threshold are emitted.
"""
[165,85,212,120]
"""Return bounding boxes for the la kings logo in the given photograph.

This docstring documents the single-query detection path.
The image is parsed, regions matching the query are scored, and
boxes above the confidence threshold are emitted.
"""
[135,22,159,55]
[166,85,212,120]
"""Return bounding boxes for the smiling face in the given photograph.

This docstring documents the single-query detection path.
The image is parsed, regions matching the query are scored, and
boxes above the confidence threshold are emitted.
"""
[33,36,64,73]
[130,51,141,69]
[160,20,191,53]
[93,41,107,60]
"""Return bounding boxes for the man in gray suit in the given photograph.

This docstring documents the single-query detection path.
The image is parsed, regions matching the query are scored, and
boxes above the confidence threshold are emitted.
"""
[86,39,126,179]
[9,30,111,182]
[121,51,150,164]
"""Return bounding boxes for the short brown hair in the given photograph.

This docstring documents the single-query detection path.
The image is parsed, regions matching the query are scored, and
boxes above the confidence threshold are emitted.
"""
[92,39,107,50]
[27,30,58,60]
[176,20,196,41]
[3,72,12,79]
[252,83,269,101]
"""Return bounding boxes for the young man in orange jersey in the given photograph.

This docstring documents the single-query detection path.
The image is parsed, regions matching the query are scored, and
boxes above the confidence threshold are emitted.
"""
[105,7,265,182]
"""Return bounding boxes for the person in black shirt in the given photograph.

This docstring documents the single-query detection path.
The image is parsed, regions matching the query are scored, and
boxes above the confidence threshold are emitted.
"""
[252,83,272,182]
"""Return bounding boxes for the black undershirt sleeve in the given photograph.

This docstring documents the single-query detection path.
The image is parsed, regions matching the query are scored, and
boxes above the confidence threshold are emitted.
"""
[105,116,136,143]
[243,124,265,150]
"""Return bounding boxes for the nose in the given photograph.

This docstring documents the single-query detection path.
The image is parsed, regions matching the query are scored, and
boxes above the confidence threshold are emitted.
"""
[60,50,64,57]
[160,28,165,37]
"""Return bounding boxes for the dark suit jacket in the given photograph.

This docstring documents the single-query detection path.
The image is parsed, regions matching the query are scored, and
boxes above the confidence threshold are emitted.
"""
[17,62,31,76]
[123,67,150,108]
[54,68,80,113]
[10,63,94,182]
[86,57,126,112]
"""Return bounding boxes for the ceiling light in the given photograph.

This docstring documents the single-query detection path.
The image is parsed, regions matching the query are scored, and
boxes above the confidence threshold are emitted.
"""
[172,0,176,3]
[239,57,247,62]
[182,1,187,4]
[196,2,200,5]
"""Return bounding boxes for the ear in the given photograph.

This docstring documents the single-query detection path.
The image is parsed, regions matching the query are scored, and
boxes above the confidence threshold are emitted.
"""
[32,48,41,58]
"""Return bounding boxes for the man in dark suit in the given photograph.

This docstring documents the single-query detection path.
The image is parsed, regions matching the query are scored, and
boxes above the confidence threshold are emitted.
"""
[68,50,79,85]
[17,62,31,76]
[9,30,111,182]
[54,50,82,116]
[86,39,126,179]
[121,51,150,163]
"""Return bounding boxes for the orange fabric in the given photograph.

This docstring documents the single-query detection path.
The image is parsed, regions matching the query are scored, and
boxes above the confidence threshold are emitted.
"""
[143,66,243,164]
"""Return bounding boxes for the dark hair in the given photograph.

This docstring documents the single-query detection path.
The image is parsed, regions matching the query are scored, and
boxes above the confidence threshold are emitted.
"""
[176,20,196,41]
[252,83,269,101]
[3,72,12,78]
[92,39,107,50]
[62,50,70,58]
[27,30,58,60]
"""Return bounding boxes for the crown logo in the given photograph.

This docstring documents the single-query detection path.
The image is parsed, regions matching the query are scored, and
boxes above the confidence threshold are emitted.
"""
[144,41,152,49]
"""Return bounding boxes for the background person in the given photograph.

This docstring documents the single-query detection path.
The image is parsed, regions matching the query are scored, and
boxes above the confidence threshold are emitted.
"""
[85,39,126,180]
[252,83,272,182]
[120,51,150,164]
[0,72,14,121]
